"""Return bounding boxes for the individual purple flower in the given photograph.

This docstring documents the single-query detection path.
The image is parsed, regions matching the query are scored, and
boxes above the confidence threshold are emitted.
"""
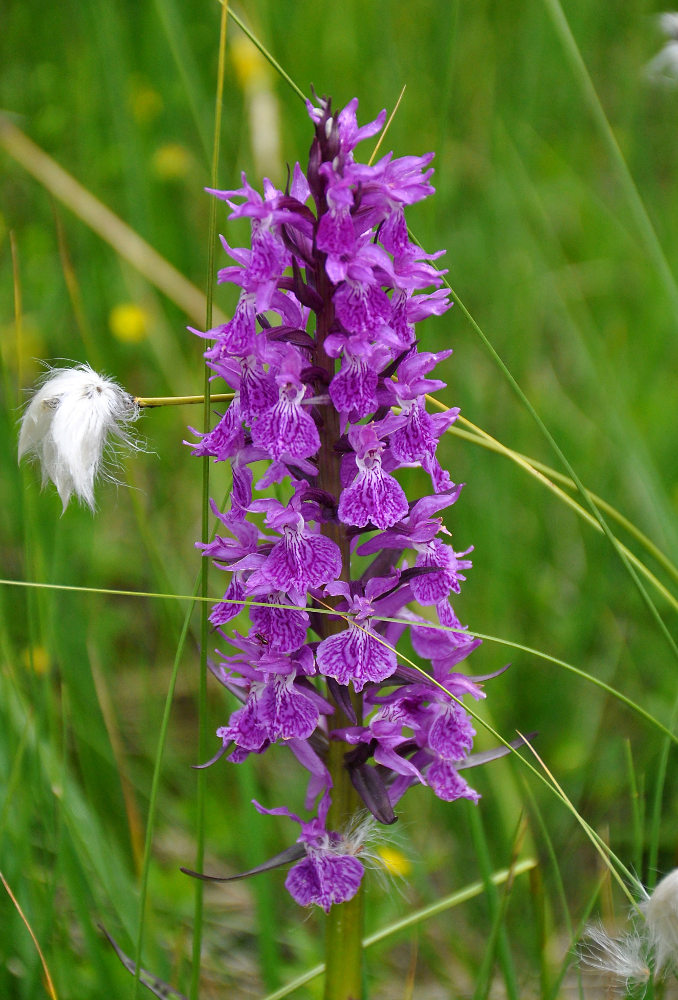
[328,352,379,419]
[202,293,257,358]
[410,538,474,605]
[250,347,320,461]
[331,242,394,329]
[316,584,398,693]
[246,497,342,601]
[186,395,244,462]
[338,424,409,530]
[250,593,309,653]
[253,799,365,912]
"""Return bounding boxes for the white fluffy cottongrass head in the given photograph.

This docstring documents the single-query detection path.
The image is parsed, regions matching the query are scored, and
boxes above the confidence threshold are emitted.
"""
[18,363,140,511]
[580,923,651,992]
[580,868,678,991]
[643,868,678,974]
[646,13,678,85]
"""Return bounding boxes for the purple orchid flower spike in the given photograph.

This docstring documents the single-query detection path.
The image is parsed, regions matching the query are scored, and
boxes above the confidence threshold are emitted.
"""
[187,93,520,915]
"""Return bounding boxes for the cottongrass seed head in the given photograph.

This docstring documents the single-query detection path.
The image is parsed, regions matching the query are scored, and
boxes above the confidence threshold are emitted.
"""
[18,363,140,511]
[642,868,678,974]
[580,923,651,994]
[580,868,678,992]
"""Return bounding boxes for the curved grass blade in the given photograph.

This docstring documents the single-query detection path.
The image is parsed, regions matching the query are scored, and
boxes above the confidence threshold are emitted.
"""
[1,576,675,746]
[222,5,306,104]
[0,871,59,1000]
[428,396,678,610]
[102,925,188,1000]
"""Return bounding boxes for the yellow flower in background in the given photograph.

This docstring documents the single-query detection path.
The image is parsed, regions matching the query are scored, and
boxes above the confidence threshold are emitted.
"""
[376,845,411,878]
[130,81,163,126]
[231,34,270,88]
[109,302,149,343]
[152,143,191,182]
[22,646,50,675]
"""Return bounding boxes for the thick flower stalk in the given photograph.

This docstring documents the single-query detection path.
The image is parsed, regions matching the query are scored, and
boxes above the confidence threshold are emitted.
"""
[191,95,496,997]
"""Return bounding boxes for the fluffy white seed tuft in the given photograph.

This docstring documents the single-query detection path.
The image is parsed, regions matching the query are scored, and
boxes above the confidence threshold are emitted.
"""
[643,868,678,973]
[18,363,140,511]
[580,923,651,989]
[579,869,678,989]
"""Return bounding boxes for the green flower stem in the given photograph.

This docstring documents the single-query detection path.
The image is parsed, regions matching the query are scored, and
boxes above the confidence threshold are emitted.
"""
[324,736,365,1000]
[314,264,364,1000]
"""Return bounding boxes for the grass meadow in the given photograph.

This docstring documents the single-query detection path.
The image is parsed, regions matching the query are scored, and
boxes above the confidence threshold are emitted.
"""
[2,1,678,997]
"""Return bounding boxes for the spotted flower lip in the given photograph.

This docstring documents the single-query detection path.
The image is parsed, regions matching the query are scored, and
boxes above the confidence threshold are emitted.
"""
[188,93,505,912]
[252,799,365,913]
[18,363,140,511]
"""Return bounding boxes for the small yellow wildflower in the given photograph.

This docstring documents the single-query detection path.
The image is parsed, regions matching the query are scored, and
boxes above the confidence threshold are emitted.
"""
[152,143,191,182]
[109,303,149,344]
[231,35,269,88]
[130,82,163,125]
[376,845,411,878]
[22,646,50,675]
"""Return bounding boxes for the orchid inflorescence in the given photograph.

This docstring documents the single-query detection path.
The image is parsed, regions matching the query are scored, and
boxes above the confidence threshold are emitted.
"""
[188,94,506,912]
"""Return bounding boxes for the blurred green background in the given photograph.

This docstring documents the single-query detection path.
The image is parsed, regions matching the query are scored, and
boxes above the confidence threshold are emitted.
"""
[2,1,678,997]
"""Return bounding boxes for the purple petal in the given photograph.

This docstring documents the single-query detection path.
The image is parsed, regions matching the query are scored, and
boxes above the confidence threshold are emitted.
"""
[258,676,319,741]
[240,358,278,423]
[426,759,480,803]
[317,624,397,692]
[329,355,378,418]
[250,598,309,653]
[223,700,269,752]
[285,853,364,912]
[317,206,355,256]
[333,280,391,336]
[187,397,244,462]
[251,396,320,460]
[427,703,475,760]
[204,294,256,358]
[390,400,438,463]
[338,467,408,530]
[209,577,246,626]
[262,530,342,593]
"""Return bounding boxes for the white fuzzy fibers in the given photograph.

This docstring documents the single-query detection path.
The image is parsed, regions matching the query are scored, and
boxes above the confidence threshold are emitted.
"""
[580,923,650,988]
[644,868,678,973]
[580,868,678,989]
[18,364,140,511]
